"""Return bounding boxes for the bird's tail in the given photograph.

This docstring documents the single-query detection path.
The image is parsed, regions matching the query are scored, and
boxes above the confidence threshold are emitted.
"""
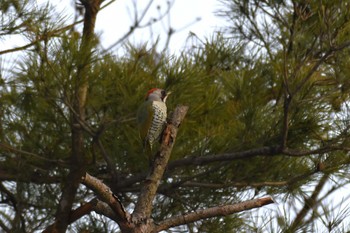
[143,141,154,167]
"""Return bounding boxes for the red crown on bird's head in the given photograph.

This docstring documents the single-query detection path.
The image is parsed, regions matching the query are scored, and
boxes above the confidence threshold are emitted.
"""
[145,88,170,101]
[146,88,160,97]
[145,88,163,100]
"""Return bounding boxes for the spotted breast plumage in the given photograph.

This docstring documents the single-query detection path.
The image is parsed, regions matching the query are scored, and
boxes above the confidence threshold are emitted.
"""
[137,88,170,162]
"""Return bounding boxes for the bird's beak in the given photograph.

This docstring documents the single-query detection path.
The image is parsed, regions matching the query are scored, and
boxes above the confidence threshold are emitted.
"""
[163,91,171,102]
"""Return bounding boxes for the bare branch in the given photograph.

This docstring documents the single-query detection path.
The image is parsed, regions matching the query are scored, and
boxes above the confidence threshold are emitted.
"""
[105,0,176,52]
[82,173,130,224]
[105,0,154,51]
[155,196,275,232]
[93,200,120,222]
[132,105,189,222]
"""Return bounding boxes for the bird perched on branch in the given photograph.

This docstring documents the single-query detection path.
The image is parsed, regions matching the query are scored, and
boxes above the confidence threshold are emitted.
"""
[137,88,171,162]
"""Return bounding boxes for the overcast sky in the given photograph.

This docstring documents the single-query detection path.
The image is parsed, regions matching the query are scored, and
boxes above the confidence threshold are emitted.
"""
[0,0,228,82]
[1,0,226,74]
[47,0,226,53]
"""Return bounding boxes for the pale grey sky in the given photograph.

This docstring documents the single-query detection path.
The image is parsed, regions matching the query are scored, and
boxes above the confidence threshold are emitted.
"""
[96,0,225,52]
[2,0,225,73]
[47,0,226,53]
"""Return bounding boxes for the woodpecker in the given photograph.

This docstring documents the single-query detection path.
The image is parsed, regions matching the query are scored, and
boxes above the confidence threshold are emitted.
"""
[137,88,170,162]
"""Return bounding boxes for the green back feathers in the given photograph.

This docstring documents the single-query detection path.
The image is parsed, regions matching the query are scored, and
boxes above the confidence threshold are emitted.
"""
[137,100,154,141]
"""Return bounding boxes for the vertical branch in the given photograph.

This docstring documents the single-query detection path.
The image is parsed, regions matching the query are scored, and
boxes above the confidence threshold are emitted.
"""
[280,2,295,150]
[286,174,328,232]
[281,93,291,149]
[132,106,189,222]
[45,1,102,232]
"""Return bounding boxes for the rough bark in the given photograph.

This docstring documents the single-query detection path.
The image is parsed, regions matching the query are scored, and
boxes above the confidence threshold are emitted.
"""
[132,105,189,224]
[82,173,132,231]
[155,196,275,232]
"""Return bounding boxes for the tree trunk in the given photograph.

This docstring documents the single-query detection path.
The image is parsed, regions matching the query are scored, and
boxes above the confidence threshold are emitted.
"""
[43,1,102,232]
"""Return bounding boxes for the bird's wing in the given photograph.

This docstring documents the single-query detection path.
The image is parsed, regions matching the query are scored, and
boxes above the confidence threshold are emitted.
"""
[137,101,154,142]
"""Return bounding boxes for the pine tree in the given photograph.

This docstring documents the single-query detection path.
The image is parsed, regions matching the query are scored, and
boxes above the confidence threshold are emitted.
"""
[1,0,350,232]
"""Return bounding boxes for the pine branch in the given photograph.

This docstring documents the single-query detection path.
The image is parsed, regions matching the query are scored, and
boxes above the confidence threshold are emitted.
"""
[281,94,291,149]
[0,142,68,166]
[112,144,350,192]
[0,0,114,56]
[167,146,279,169]
[286,174,328,232]
[50,1,102,232]
[0,218,11,233]
[181,181,287,189]
[293,40,350,95]
[68,198,99,224]
[43,196,105,232]
[281,146,350,157]
[94,138,118,179]
[155,196,275,232]
[0,20,83,56]
[132,105,189,222]
[167,145,350,170]
[0,182,18,210]
[180,168,318,189]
